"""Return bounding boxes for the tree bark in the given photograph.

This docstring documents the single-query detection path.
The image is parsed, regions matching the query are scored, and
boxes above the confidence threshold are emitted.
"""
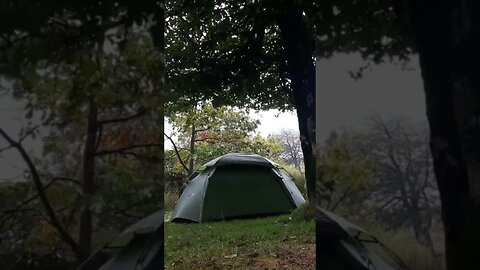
[410,200,433,249]
[407,0,480,268]
[276,0,316,203]
[79,99,98,260]
[188,122,195,175]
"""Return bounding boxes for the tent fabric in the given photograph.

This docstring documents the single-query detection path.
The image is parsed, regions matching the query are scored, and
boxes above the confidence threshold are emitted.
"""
[315,207,365,239]
[98,230,163,270]
[171,153,306,223]
[80,210,165,270]
[316,207,408,270]
[202,153,275,168]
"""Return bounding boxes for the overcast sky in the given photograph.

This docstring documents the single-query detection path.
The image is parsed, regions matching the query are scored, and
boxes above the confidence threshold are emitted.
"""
[316,53,427,145]
[0,94,33,182]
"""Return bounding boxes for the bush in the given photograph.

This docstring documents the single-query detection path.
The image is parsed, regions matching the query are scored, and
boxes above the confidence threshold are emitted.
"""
[335,210,447,270]
[280,164,306,197]
[164,192,179,211]
[290,202,314,222]
[364,225,446,270]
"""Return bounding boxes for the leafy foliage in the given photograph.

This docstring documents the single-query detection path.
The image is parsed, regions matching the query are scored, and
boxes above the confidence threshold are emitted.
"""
[317,115,441,249]
[0,32,164,266]
[317,131,376,211]
[164,103,284,193]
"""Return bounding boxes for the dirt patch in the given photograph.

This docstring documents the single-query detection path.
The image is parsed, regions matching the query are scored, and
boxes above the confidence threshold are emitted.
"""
[191,242,315,270]
[248,238,315,269]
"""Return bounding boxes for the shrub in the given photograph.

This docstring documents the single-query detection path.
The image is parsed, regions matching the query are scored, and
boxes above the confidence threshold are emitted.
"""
[280,164,307,197]
[164,192,179,211]
[364,225,446,270]
[290,202,314,222]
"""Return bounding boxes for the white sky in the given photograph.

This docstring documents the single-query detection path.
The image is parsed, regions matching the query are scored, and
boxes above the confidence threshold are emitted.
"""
[316,53,426,145]
[0,94,35,182]
[253,109,299,136]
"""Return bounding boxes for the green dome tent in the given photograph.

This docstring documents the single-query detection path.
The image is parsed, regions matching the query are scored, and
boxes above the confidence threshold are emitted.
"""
[171,153,306,223]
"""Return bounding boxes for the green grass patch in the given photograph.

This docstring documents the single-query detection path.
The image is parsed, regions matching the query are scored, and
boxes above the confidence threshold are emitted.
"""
[363,225,446,270]
[165,214,315,269]
[333,208,446,270]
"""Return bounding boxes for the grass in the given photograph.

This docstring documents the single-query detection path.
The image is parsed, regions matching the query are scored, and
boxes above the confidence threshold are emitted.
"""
[364,225,446,270]
[336,212,447,270]
[164,214,315,270]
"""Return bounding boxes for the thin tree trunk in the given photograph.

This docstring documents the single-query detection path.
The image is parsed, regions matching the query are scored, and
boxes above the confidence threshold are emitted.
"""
[188,122,195,175]
[407,1,480,268]
[410,201,433,249]
[276,0,316,203]
[147,1,165,186]
[79,99,98,260]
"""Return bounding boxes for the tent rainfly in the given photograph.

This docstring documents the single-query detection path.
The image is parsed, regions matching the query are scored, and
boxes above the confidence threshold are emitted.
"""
[79,210,164,270]
[171,153,306,223]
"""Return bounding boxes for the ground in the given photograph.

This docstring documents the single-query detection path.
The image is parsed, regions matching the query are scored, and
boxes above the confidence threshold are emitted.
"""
[164,214,315,270]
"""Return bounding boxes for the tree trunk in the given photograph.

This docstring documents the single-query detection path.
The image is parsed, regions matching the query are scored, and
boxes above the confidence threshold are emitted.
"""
[408,0,480,268]
[79,99,98,261]
[188,122,195,175]
[149,3,165,206]
[276,1,316,203]
[410,201,433,249]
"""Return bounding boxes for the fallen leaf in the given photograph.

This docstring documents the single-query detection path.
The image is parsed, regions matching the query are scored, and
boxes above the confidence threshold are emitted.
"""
[224,254,238,259]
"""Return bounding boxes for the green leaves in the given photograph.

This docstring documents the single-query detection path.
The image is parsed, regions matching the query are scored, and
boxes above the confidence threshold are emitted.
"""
[317,131,376,210]
[165,102,284,177]
[166,0,293,111]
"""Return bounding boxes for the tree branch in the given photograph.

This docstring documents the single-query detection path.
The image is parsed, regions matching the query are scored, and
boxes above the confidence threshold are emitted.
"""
[194,137,218,142]
[164,133,190,173]
[1,178,61,216]
[98,110,146,125]
[0,127,81,257]
[113,205,142,219]
[194,126,211,133]
[95,143,162,156]
[329,190,353,211]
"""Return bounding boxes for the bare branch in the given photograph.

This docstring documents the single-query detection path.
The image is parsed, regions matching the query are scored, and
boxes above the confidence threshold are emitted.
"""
[164,133,189,173]
[329,190,353,211]
[18,125,40,144]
